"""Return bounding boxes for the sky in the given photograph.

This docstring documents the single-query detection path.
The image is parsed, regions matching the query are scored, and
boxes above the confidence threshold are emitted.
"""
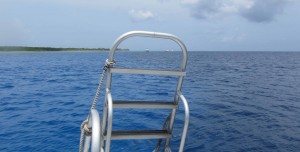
[1,0,300,51]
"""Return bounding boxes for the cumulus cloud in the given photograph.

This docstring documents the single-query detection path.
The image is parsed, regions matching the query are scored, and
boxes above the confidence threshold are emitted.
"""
[128,9,156,22]
[241,0,287,22]
[181,0,293,23]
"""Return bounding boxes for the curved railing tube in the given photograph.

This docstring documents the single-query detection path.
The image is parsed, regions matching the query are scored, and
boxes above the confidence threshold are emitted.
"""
[86,109,101,152]
[108,31,188,71]
[178,92,190,152]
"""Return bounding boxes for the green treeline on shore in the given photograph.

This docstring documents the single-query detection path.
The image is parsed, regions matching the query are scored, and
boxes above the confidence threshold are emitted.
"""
[0,46,129,52]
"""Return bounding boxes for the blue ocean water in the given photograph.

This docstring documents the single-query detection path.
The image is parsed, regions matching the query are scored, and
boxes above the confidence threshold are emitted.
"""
[0,51,300,152]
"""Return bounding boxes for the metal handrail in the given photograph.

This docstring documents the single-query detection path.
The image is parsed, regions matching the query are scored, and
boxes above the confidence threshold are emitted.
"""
[108,31,188,71]
[178,92,190,152]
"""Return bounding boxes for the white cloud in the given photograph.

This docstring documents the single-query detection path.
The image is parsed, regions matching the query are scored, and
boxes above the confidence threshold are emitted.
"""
[128,9,156,22]
[181,0,199,5]
[220,0,254,13]
[181,0,295,23]
[221,34,244,42]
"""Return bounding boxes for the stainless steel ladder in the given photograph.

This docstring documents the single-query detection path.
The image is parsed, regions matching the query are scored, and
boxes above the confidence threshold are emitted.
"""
[86,31,189,152]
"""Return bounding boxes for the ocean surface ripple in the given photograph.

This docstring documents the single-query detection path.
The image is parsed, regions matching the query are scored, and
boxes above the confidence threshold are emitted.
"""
[0,51,300,151]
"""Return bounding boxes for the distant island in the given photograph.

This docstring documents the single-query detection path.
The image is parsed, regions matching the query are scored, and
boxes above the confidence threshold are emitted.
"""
[0,46,129,52]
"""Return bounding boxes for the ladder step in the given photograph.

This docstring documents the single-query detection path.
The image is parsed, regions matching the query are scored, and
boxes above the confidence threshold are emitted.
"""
[113,101,178,109]
[105,130,171,140]
[110,68,186,76]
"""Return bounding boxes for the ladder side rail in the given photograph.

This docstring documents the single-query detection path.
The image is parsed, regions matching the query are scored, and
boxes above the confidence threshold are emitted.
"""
[178,92,190,152]
[165,74,185,148]
[164,109,177,149]
[100,91,108,148]
[100,107,106,149]
[108,31,188,72]
[100,103,107,149]
[105,89,113,152]
[102,68,113,148]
